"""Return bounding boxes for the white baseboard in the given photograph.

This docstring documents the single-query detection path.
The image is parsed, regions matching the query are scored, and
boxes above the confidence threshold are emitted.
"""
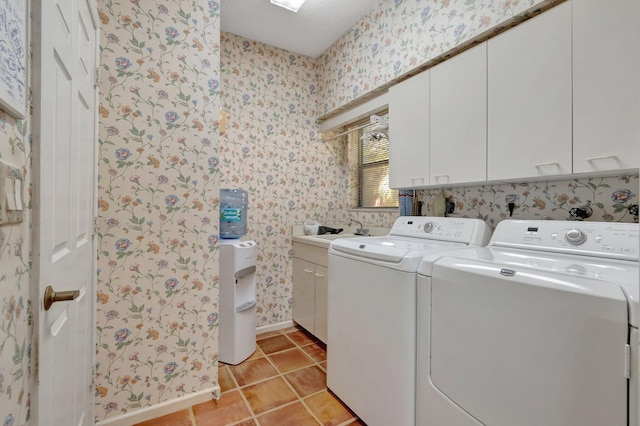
[96,322,292,426]
[256,320,293,334]
[96,386,220,426]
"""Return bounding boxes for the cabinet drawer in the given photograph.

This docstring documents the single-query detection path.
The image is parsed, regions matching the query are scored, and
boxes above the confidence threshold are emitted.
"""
[293,242,328,267]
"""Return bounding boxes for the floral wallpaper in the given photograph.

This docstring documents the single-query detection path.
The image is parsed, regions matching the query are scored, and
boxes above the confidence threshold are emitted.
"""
[0,1,635,425]
[0,113,33,424]
[417,174,640,229]
[95,0,221,421]
[0,3,34,423]
[318,0,558,116]
[220,33,391,328]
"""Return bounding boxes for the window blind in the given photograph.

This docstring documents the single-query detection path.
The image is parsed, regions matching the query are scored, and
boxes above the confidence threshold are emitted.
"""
[346,113,398,208]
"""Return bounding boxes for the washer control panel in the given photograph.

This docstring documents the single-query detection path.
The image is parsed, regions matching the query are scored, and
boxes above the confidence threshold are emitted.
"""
[492,220,639,260]
[389,216,490,246]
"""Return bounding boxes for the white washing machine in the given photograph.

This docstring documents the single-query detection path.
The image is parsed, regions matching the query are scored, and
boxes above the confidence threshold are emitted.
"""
[327,216,490,426]
[417,220,639,426]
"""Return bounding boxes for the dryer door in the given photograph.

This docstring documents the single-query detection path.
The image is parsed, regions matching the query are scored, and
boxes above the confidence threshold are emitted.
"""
[430,257,628,426]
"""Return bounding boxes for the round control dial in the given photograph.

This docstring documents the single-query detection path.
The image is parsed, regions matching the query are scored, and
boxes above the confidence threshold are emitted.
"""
[564,229,587,245]
[423,222,435,233]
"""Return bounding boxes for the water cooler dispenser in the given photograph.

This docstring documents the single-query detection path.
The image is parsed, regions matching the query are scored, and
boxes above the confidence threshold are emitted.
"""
[219,189,257,365]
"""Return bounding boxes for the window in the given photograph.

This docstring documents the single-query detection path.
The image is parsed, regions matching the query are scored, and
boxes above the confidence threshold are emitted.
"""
[347,113,398,208]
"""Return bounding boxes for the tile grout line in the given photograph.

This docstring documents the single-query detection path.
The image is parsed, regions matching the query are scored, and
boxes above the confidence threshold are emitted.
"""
[144,326,346,426]
[228,328,299,425]
[279,329,328,425]
[221,367,259,425]
[254,328,324,424]
[222,356,260,425]
[248,328,295,425]
[272,354,322,425]
[284,330,360,425]
[205,327,337,426]
[188,406,197,426]
[235,384,260,425]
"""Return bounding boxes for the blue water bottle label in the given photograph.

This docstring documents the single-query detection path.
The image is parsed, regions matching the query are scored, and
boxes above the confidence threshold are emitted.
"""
[221,208,242,222]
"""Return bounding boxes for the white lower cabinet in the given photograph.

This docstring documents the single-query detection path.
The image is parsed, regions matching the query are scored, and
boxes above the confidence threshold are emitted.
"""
[312,265,327,343]
[292,258,315,335]
[292,243,328,343]
[487,1,572,181]
[572,0,640,173]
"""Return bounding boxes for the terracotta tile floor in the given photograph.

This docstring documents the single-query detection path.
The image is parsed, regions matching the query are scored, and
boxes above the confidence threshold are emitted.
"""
[135,326,364,426]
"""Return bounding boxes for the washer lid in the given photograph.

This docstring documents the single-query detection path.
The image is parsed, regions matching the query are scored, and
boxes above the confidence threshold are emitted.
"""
[330,236,463,264]
[423,246,639,327]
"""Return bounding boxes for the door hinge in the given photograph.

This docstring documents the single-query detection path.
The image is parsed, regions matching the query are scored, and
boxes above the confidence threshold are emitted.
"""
[90,366,96,389]
[93,217,98,236]
[625,343,631,379]
[94,67,101,88]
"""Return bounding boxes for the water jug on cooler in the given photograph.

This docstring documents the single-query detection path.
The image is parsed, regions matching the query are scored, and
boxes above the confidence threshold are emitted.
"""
[218,188,257,365]
[220,189,248,239]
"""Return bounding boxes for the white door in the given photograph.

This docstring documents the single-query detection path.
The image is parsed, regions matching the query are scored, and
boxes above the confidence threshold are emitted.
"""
[292,258,316,334]
[313,265,327,344]
[33,0,99,425]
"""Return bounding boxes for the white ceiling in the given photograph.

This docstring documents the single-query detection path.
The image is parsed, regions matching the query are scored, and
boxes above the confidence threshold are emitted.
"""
[220,0,382,58]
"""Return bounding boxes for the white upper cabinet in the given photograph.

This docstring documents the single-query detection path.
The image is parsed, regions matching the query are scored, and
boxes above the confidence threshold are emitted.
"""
[487,2,572,181]
[389,70,430,189]
[430,42,487,185]
[572,0,640,173]
[385,0,634,189]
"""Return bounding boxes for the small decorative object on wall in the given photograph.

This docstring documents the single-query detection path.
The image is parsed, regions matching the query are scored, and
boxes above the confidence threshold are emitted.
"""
[0,0,27,119]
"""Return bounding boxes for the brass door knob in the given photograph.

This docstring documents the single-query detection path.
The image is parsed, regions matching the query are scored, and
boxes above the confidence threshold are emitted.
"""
[44,285,80,311]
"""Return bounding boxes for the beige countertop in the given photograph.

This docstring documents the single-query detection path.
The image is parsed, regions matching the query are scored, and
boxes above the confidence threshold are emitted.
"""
[292,224,391,249]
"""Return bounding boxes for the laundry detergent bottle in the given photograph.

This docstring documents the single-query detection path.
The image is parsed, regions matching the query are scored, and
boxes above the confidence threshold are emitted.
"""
[220,189,248,239]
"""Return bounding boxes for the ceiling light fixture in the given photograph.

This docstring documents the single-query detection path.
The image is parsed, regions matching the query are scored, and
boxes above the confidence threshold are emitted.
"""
[270,0,306,13]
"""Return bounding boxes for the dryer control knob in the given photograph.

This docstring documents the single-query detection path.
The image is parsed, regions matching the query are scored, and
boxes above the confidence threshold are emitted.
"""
[423,222,435,233]
[565,229,587,245]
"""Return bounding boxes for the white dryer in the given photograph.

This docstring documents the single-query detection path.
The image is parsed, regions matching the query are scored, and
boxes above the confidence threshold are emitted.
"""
[327,216,490,426]
[417,220,639,426]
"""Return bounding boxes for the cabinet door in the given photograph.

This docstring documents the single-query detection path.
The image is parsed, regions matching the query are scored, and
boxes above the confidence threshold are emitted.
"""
[314,265,328,344]
[292,258,315,334]
[487,2,572,181]
[573,0,640,173]
[389,70,430,188]
[431,43,487,185]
